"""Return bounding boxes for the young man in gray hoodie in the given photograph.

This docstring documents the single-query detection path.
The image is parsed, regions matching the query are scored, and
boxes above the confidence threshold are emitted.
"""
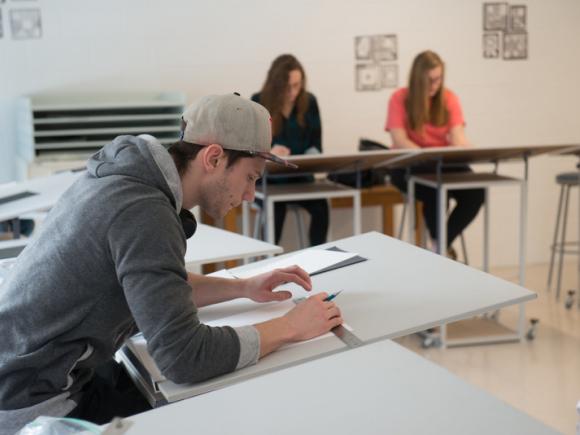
[0,93,343,433]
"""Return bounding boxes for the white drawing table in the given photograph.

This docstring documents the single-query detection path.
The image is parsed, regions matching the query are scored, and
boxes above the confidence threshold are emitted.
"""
[385,144,575,347]
[0,170,83,237]
[122,340,558,435]
[184,223,282,268]
[242,150,410,244]
[120,231,535,406]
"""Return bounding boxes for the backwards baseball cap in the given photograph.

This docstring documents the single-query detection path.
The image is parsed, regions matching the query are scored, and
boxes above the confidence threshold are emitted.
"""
[180,93,297,168]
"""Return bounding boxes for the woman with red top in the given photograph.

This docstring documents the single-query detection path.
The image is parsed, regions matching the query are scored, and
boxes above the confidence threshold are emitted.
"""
[385,50,484,255]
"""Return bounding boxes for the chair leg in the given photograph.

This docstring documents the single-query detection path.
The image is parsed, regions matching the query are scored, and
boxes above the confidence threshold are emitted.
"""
[460,232,469,265]
[253,208,263,240]
[556,185,571,300]
[292,207,307,249]
[547,185,565,292]
[397,199,407,240]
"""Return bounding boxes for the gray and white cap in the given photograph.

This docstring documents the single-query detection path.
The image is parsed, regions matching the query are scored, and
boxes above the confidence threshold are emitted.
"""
[181,93,297,168]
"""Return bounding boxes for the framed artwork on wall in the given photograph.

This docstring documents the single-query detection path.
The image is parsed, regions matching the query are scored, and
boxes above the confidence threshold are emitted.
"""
[483,2,508,31]
[381,64,398,88]
[355,64,382,91]
[10,8,42,40]
[483,32,501,58]
[503,32,528,60]
[508,5,527,32]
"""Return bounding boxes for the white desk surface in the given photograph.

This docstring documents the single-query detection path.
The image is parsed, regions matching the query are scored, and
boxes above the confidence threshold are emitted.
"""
[185,224,282,266]
[153,296,346,402]
[384,143,576,169]
[264,149,409,175]
[158,331,345,402]
[254,180,359,203]
[124,340,558,435]
[142,231,535,403]
[229,231,536,344]
[0,171,82,222]
[554,145,580,156]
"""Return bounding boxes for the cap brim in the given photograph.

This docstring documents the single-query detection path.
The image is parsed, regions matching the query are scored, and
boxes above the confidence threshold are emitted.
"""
[255,152,298,169]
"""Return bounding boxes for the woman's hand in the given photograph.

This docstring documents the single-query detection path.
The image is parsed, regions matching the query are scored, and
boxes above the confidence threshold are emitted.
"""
[271,144,291,156]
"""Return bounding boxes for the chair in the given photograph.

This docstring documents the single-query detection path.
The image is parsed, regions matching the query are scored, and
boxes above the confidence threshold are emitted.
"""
[547,171,580,303]
[253,204,307,249]
[397,196,469,264]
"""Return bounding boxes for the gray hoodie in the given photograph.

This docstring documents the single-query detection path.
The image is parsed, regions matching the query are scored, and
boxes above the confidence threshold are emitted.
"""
[0,136,258,433]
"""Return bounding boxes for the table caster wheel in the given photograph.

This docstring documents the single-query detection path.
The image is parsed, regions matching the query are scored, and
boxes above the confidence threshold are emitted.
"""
[565,290,575,310]
[526,318,539,340]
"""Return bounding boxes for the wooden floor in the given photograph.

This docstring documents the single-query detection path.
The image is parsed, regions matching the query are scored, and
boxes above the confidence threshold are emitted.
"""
[395,261,580,435]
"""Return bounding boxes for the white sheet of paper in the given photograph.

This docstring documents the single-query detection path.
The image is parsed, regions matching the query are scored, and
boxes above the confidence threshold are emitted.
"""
[204,299,352,350]
[207,269,236,279]
[231,249,358,279]
[204,299,295,328]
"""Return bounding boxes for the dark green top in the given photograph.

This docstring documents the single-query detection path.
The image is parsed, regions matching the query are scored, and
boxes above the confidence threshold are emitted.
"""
[251,92,322,183]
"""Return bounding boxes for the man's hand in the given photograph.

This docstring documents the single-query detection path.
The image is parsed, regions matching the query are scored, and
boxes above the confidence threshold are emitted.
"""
[254,292,343,357]
[284,292,343,341]
[242,265,312,303]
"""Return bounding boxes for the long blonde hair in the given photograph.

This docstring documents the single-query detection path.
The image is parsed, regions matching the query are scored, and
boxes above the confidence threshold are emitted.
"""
[405,50,449,133]
[259,54,309,136]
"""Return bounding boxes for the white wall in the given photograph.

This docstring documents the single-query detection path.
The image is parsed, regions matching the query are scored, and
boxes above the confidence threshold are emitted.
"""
[1,0,579,268]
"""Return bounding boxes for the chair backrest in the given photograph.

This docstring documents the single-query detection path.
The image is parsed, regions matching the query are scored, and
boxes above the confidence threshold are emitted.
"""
[359,138,389,151]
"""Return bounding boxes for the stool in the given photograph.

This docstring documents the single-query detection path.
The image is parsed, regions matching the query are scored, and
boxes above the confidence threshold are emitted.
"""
[253,204,307,249]
[547,171,580,300]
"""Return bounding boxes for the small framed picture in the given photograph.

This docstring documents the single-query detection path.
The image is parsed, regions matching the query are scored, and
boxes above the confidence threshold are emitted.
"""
[374,34,397,61]
[355,35,374,61]
[382,64,398,88]
[483,2,508,31]
[355,63,382,92]
[483,32,501,59]
[503,32,528,60]
[508,5,527,32]
[10,8,42,40]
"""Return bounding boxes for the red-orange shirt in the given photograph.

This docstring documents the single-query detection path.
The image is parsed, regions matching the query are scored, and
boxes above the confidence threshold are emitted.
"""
[385,87,465,148]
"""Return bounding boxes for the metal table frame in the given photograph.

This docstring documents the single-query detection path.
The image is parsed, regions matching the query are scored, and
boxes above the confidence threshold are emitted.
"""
[406,153,532,347]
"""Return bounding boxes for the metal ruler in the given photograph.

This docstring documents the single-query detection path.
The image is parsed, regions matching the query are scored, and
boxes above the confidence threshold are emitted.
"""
[331,324,364,349]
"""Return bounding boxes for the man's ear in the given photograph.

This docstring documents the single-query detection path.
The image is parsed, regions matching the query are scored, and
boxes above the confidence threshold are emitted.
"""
[202,144,225,171]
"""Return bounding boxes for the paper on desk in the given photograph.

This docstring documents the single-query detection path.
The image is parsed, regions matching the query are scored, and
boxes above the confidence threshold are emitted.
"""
[207,269,236,279]
[126,298,351,383]
[204,299,352,350]
[231,249,358,279]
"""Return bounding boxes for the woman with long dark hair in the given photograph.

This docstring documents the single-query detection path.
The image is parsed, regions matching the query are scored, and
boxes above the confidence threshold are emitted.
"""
[386,50,484,255]
[252,54,329,246]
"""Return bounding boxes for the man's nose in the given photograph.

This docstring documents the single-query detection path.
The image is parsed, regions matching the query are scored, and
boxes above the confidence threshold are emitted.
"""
[242,184,255,203]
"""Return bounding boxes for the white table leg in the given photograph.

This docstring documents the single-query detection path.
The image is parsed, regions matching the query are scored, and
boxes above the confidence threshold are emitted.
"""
[353,191,361,235]
[483,187,489,273]
[242,201,250,237]
[438,186,446,256]
[519,180,527,286]
[440,323,447,349]
[267,199,275,246]
[408,177,415,245]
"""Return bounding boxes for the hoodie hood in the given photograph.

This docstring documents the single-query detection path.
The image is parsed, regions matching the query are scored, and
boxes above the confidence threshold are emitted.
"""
[87,135,182,210]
